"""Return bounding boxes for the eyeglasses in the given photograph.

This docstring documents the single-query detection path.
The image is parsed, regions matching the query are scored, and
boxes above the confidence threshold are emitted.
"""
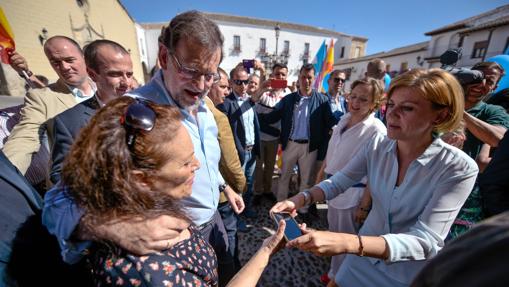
[233,79,249,86]
[120,98,156,150]
[170,53,220,83]
[332,78,346,84]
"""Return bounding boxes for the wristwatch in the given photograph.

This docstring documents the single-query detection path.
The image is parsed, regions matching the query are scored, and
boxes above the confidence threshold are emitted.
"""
[301,189,312,206]
[219,183,228,193]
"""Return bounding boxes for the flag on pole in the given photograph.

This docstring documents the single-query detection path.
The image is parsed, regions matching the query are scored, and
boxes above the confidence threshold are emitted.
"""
[312,40,327,84]
[318,39,335,92]
[0,6,15,64]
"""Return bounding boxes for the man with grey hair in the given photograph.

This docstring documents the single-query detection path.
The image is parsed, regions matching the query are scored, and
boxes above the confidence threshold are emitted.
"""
[43,11,243,286]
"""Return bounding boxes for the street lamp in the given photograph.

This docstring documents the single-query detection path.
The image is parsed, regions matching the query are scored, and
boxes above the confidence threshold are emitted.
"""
[275,23,280,56]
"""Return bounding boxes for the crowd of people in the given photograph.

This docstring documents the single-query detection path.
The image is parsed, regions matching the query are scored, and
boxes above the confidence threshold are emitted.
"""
[1,9,509,287]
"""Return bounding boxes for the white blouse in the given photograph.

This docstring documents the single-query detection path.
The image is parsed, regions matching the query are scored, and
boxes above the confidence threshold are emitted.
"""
[324,113,386,209]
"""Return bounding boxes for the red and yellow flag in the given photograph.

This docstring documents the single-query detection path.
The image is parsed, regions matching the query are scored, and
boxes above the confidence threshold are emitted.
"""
[0,6,15,64]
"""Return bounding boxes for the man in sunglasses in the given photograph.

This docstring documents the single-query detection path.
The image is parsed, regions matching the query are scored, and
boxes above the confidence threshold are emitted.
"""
[326,70,348,122]
[49,39,134,185]
[219,65,261,229]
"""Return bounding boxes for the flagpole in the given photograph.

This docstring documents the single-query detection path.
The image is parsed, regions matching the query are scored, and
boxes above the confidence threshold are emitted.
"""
[21,70,35,89]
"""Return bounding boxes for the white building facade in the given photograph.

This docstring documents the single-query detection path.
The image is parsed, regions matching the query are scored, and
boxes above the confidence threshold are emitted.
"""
[333,4,509,91]
[136,12,367,83]
[424,5,509,68]
[334,42,428,89]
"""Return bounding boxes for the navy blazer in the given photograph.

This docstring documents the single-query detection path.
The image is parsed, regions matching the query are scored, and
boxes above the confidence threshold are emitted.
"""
[50,96,100,184]
[218,93,260,165]
[0,151,42,271]
[259,90,337,160]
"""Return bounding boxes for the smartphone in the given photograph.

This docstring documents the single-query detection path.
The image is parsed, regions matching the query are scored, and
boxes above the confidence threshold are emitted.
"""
[271,212,302,241]
[243,59,255,71]
[270,79,288,89]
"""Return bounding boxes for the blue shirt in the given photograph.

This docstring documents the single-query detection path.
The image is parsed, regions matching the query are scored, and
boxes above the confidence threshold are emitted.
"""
[42,70,223,263]
[317,134,478,286]
[327,93,347,121]
[290,94,310,140]
[234,92,255,146]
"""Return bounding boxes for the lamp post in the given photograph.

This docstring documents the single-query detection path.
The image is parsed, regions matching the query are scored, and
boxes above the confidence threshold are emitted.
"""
[275,23,280,56]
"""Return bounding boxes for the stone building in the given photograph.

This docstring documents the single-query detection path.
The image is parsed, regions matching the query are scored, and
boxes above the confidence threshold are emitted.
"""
[0,0,144,96]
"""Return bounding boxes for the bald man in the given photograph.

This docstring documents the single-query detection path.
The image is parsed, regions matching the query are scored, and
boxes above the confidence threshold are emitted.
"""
[3,36,95,174]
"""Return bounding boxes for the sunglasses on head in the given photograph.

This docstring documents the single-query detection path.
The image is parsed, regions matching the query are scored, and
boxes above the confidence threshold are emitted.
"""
[120,98,156,150]
[332,78,346,84]
[233,79,250,86]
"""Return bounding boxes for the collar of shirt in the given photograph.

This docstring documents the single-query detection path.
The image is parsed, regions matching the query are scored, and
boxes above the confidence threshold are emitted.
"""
[66,78,96,103]
[234,91,249,101]
[152,71,207,118]
[386,136,443,166]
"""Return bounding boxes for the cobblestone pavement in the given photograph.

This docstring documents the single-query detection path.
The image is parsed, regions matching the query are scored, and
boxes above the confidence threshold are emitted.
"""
[237,195,330,287]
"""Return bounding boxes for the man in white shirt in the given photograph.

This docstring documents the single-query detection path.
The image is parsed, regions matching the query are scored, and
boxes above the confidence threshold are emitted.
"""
[3,36,95,174]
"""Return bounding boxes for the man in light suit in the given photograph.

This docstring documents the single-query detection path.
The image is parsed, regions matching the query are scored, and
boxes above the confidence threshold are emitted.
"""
[3,36,95,174]
[50,39,134,184]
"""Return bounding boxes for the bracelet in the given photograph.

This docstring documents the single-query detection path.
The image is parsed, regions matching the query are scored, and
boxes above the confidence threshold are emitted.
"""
[357,234,364,257]
[301,190,311,206]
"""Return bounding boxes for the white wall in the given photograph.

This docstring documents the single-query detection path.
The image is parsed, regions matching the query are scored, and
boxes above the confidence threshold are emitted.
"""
[138,21,355,84]
[334,49,427,90]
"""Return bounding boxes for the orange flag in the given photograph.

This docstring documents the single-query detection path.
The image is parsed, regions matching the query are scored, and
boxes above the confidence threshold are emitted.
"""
[0,6,15,64]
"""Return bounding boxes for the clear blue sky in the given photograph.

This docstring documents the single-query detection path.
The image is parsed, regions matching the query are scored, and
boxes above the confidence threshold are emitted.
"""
[120,0,507,55]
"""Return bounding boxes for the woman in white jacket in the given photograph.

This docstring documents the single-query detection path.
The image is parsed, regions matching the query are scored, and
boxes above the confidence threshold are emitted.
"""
[315,77,386,281]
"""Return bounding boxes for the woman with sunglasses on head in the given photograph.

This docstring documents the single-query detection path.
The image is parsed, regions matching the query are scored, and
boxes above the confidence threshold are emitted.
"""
[60,97,285,286]
[315,77,386,283]
[271,69,478,287]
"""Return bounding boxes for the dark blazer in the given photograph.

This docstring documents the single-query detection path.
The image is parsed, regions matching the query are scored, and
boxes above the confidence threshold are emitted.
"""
[50,96,100,184]
[480,130,509,217]
[259,90,337,160]
[0,151,42,274]
[218,93,261,165]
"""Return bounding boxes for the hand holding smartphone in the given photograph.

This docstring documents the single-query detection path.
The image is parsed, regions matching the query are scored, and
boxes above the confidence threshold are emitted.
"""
[271,212,302,241]
[270,79,287,89]
[243,59,255,72]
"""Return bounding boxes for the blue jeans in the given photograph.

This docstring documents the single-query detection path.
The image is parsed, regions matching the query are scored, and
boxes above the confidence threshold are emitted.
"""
[218,202,241,271]
[242,149,256,211]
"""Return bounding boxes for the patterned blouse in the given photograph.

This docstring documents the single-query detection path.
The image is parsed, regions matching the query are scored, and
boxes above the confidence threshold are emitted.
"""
[91,225,218,287]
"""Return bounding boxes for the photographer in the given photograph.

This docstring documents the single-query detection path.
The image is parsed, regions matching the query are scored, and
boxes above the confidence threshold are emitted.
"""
[448,61,509,239]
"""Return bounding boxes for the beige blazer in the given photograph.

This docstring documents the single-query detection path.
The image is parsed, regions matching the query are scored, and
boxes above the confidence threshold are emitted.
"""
[204,96,246,203]
[3,79,77,174]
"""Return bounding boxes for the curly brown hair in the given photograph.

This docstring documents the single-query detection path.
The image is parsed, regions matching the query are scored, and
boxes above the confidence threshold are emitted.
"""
[62,97,188,230]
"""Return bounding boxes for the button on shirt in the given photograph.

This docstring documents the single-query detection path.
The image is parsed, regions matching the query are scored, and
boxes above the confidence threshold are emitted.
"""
[327,93,347,121]
[290,95,311,140]
[66,79,96,103]
[234,92,255,146]
[318,134,478,286]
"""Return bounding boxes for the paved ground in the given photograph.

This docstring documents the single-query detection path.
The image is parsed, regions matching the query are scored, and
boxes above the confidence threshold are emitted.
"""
[237,193,330,287]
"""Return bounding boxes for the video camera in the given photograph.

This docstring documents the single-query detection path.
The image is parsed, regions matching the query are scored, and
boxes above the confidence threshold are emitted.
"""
[440,49,484,86]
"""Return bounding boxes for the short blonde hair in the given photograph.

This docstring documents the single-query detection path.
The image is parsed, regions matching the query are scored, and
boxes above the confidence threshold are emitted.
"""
[387,68,464,133]
[350,77,384,112]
